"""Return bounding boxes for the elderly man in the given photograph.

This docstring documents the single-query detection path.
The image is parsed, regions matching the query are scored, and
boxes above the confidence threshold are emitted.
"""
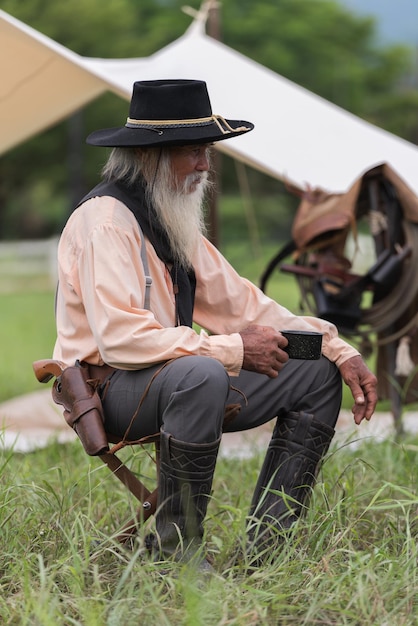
[53,79,377,570]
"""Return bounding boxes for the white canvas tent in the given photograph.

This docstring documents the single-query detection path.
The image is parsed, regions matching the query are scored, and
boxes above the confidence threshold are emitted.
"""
[1,8,418,195]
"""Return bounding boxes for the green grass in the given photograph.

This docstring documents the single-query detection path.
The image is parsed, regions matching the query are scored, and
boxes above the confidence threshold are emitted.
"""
[1,240,417,623]
[0,290,56,401]
[1,432,417,624]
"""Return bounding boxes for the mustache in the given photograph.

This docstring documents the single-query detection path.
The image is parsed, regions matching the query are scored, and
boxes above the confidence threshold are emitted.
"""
[181,171,210,194]
[191,171,208,184]
[187,170,208,183]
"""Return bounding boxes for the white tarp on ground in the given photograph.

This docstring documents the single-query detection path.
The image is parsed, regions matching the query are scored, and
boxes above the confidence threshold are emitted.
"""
[1,9,418,195]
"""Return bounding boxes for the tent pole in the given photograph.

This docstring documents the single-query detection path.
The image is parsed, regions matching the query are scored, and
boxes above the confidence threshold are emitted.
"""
[206,1,222,248]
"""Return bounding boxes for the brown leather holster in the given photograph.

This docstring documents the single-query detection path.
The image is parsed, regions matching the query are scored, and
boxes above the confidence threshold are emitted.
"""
[52,361,114,456]
[33,358,243,456]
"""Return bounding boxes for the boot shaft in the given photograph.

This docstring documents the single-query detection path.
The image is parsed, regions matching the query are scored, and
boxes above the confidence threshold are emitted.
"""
[155,430,220,561]
[249,412,335,530]
[272,411,335,456]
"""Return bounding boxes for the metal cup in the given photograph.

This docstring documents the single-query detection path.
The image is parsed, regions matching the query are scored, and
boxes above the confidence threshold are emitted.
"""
[281,330,323,360]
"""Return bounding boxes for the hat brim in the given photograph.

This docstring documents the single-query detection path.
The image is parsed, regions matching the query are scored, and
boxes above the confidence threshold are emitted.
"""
[86,118,254,148]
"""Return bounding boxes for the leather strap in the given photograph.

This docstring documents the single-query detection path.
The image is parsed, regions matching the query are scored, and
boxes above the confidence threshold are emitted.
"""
[86,362,116,384]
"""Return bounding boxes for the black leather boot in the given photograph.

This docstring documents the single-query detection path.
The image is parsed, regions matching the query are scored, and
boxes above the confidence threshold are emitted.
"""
[248,411,335,558]
[153,429,220,570]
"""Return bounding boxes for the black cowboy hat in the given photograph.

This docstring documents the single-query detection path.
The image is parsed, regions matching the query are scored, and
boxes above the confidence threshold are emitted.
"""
[86,79,254,148]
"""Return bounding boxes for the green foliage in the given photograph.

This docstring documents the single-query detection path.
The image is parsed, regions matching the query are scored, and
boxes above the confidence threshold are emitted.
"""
[371,88,418,145]
[222,0,415,122]
[1,0,185,57]
[0,0,417,239]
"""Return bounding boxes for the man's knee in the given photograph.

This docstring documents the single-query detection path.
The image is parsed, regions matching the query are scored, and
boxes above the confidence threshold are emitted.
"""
[307,356,342,426]
[163,356,230,442]
[169,355,230,405]
[311,356,342,390]
[280,357,342,429]
[177,356,229,398]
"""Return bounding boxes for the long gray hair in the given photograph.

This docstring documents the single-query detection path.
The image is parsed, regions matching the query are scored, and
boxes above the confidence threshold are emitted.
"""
[101,146,163,187]
[100,146,210,268]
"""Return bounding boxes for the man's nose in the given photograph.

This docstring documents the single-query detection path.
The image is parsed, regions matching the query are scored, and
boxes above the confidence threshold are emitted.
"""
[196,148,210,171]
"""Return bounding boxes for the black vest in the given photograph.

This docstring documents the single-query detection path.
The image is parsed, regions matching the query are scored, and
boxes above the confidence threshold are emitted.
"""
[78,179,196,327]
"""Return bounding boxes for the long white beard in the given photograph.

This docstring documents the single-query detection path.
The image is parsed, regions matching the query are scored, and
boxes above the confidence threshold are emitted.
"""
[150,170,210,269]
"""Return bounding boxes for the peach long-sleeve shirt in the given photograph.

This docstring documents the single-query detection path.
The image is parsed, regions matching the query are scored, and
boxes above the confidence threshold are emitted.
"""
[53,194,360,373]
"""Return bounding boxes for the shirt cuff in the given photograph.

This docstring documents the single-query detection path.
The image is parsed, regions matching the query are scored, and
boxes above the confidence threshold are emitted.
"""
[207,332,244,376]
[322,336,360,367]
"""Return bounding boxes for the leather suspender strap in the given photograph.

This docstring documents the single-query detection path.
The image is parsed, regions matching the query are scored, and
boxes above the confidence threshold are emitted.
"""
[137,223,152,310]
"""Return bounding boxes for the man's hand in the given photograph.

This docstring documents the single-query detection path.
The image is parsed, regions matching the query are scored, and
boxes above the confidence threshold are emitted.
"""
[239,325,289,378]
[339,355,378,425]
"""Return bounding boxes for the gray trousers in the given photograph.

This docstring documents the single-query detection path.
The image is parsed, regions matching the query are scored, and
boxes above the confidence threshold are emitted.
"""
[101,355,342,444]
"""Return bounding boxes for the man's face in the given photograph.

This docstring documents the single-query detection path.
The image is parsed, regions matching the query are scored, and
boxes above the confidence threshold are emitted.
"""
[168,144,211,193]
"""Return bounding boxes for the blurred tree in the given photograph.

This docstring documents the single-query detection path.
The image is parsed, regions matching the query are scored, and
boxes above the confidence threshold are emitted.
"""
[0,0,191,237]
[222,0,415,128]
[0,0,416,239]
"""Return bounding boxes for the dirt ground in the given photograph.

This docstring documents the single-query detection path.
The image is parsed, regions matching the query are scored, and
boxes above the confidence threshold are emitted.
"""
[1,388,417,456]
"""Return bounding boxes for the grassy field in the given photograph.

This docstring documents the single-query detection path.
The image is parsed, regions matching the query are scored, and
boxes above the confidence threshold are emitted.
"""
[1,235,417,624]
[0,290,56,401]
[1,415,418,624]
